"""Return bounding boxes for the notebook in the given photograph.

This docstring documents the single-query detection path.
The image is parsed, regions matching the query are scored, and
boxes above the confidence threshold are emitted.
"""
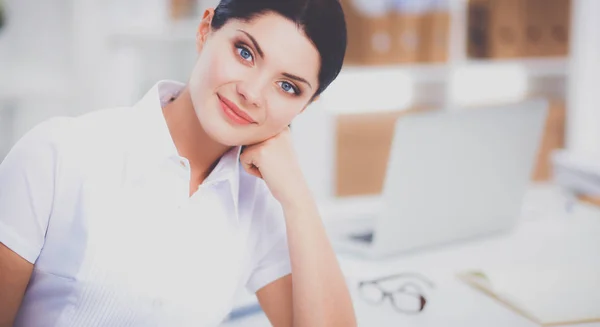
[458,266,600,326]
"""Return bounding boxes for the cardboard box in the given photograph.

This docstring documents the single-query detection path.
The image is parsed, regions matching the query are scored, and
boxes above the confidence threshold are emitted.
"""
[524,0,571,57]
[421,11,451,63]
[489,0,527,58]
[578,195,600,208]
[390,12,424,63]
[523,0,546,57]
[335,107,432,197]
[532,100,566,181]
[340,0,395,65]
[544,0,571,56]
[466,0,492,58]
[170,0,197,20]
[334,100,565,196]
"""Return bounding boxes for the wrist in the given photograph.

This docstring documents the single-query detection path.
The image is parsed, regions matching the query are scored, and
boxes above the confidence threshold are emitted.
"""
[279,181,315,213]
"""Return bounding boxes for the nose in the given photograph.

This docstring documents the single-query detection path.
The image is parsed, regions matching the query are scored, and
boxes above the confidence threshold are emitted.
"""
[236,78,265,108]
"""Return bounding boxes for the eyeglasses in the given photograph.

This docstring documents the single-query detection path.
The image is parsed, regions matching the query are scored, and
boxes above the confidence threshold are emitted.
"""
[357,272,435,314]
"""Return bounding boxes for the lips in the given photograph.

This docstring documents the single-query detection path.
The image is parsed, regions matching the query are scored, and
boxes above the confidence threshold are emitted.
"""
[217,94,256,125]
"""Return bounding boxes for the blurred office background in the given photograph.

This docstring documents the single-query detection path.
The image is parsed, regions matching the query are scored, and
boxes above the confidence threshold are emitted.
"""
[2,0,600,325]
[1,0,598,203]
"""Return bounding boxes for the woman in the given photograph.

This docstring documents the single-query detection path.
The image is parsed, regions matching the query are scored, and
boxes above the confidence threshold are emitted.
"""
[0,0,356,326]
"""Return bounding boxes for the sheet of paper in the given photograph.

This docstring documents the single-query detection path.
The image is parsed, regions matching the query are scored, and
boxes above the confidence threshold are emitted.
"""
[460,266,600,326]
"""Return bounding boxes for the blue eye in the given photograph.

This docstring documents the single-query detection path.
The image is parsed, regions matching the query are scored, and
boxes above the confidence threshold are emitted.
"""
[279,81,298,95]
[236,45,253,62]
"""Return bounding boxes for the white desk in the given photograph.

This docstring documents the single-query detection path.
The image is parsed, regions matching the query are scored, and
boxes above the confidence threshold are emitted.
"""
[222,184,600,327]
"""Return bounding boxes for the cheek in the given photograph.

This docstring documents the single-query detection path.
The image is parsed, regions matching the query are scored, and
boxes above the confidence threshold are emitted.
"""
[206,56,240,90]
[264,99,304,127]
[190,43,241,95]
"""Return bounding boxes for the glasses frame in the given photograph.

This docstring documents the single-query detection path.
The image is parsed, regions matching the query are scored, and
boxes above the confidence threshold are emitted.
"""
[358,272,435,314]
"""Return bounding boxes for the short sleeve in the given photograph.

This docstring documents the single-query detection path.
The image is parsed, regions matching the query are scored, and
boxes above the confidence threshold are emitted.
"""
[246,187,292,293]
[0,118,66,264]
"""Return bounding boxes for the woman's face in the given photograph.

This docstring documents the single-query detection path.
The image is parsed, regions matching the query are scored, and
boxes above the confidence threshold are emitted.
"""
[188,10,321,146]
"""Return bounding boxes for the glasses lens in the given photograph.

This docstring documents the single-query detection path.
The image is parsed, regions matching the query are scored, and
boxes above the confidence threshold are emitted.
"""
[359,283,384,304]
[391,292,425,313]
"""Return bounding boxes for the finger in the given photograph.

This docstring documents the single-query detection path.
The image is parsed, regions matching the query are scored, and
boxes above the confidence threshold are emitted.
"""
[242,162,263,179]
[239,148,253,167]
[249,165,263,179]
[240,151,262,179]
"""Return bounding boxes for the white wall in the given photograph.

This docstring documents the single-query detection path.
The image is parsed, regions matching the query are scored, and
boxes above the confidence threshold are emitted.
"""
[0,0,72,76]
[0,0,74,150]
[566,0,600,156]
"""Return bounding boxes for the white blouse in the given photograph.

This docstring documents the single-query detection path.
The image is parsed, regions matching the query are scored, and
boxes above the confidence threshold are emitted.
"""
[0,81,291,327]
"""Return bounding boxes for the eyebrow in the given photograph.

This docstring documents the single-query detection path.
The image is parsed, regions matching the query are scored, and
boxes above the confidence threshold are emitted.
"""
[237,29,312,90]
[282,73,313,89]
[237,29,264,59]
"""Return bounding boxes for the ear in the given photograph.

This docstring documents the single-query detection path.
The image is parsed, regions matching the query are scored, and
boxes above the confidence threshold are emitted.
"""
[196,8,215,53]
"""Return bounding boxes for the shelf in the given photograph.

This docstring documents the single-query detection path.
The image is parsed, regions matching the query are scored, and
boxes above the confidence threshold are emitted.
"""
[105,17,569,115]
[320,58,568,114]
[107,18,568,81]
[459,57,569,78]
[447,58,569,107]
[108,19,198,45]
[0,73,72,101]
[320,64,434,114]
[340,63,451,84]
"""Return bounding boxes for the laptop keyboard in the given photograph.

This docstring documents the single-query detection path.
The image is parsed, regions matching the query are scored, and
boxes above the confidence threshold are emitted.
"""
[349,230,374,243]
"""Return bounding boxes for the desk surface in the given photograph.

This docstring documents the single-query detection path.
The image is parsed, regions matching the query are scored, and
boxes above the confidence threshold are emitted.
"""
[222,184,600,327]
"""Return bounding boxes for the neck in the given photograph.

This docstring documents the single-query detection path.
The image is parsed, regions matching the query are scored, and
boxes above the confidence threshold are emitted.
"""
[162,87,231,184]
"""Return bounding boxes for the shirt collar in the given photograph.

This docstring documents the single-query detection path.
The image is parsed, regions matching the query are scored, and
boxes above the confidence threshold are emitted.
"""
[130,80,242,212]
[131,80,182,160]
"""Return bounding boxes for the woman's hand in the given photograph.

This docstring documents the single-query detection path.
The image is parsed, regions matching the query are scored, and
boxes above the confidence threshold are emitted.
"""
[240,127,310,208]
[242,127,358,327]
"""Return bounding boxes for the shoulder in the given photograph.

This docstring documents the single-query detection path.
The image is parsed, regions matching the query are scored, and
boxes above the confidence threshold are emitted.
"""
[5,116,75,165]
[15,106,133,151]
[3,106,135,176]
[70,106,136,146]
[53,106,135,158]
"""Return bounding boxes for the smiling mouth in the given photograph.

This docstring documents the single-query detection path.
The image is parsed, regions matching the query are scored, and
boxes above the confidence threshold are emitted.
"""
[217,94,256,125]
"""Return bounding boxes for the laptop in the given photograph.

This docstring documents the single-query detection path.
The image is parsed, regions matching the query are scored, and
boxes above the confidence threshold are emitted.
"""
[329,100,549,259]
